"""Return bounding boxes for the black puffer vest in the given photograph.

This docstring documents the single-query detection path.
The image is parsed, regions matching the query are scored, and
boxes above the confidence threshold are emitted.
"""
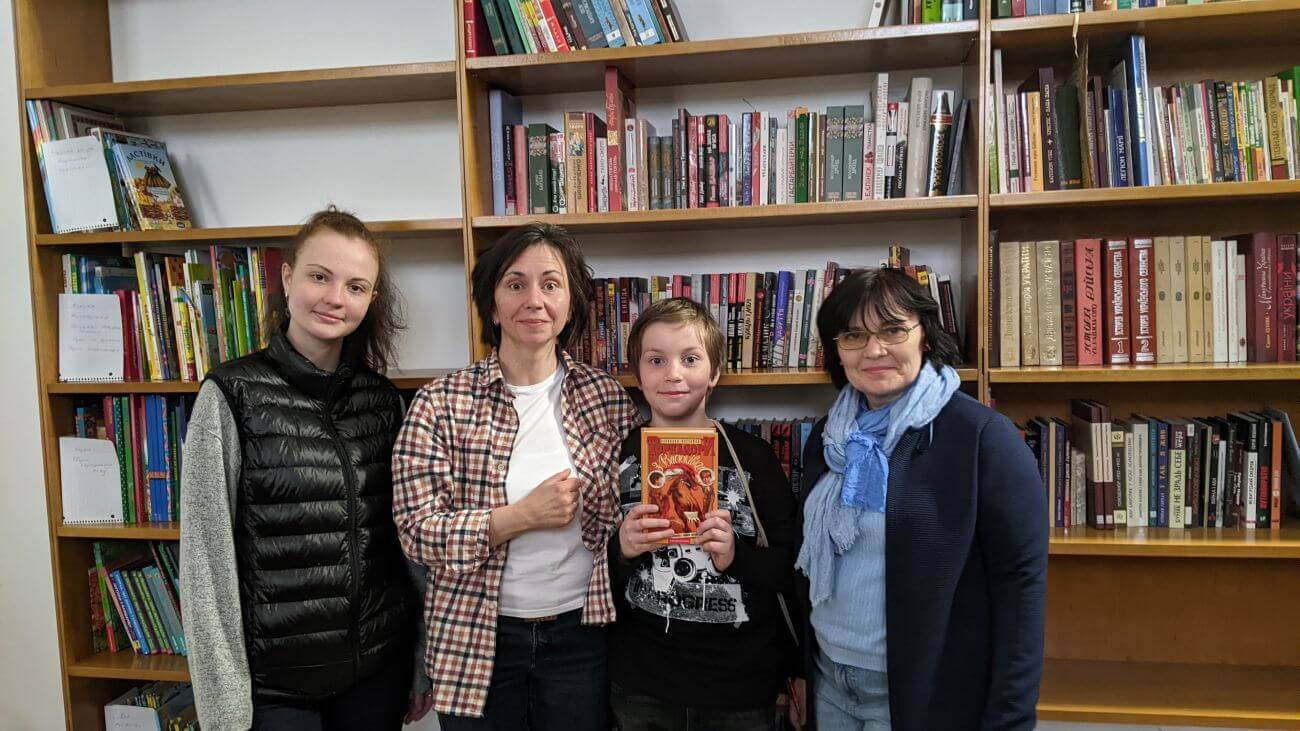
[207,331,413,701]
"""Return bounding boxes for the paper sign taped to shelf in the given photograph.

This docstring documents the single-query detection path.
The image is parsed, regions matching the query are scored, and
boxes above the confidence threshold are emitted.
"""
[58,437,123,525]
[58,293,123,382]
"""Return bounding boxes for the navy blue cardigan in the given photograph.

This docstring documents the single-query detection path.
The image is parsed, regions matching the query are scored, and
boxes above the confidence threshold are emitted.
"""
[797,390,1047,730]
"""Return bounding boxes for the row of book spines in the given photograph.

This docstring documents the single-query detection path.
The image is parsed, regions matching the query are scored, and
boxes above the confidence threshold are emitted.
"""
[728,419,818,496]
[75,395,188,525]
[993,0,1195,19]
[467,0,685,58]
[991,234,1299,369]
[1024,404,1286,530]
[496,96,968,214]
[992,48,1300,193]
[91,541,185,657]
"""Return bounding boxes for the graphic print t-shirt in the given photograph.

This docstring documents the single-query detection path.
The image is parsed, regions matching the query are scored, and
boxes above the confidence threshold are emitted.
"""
[609,423,799,709]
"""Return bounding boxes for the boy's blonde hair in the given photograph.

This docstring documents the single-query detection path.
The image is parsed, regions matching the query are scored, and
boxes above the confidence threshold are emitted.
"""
[627,297,726,381]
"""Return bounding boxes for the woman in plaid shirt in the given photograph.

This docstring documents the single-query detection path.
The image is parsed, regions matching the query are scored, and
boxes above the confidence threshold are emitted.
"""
[393,223,639,730]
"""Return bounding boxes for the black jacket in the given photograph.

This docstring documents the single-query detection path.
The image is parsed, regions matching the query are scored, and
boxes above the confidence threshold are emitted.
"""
[207,331,413,701]
[797,391,1047,730]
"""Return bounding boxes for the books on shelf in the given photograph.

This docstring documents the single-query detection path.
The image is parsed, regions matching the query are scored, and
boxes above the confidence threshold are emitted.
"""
[25,100,193,232]
[991,232,1299,367]
[59,246,285,382]
[72,394,191,526]
[1021,399,1290,530]
[570,254,963,375]
[991,38,1300,193]
[105,682,198,730]
[90,541,186,658]
[489,72,970,214]
[994,0,1258,21]
[727,417,820,495]
[465,0,689,56]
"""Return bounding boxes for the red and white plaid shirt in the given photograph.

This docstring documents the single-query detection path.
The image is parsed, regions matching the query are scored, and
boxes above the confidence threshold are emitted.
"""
[392,349,639,717]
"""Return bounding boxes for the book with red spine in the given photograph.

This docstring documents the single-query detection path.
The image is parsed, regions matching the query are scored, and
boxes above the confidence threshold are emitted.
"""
[586,113,606,212]
[1104,238,1131,364]
[1129,237,1156,363]
[463,0,496,58]
[1245,232,1278,362]
[687,115,699,208]
[537,0,572,51]
[604,66,634,212]
[512,124,527,215]
[1074,238,1103,366]
[1278,233,1297,362]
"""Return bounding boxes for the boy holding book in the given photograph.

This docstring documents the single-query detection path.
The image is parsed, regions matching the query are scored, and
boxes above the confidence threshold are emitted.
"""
[610,297,802,730]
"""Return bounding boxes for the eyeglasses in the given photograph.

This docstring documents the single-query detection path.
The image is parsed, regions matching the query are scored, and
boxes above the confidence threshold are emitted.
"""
[833,323,921,350]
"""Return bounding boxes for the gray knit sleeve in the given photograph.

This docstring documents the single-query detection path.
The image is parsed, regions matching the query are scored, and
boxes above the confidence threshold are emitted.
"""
[180,381,252,731]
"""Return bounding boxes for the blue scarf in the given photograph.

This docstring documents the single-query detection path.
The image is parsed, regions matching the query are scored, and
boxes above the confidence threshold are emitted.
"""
[796,363,961,605]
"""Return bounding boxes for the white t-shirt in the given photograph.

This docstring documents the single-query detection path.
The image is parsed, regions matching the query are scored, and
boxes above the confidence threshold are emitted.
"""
[498,363,594,618]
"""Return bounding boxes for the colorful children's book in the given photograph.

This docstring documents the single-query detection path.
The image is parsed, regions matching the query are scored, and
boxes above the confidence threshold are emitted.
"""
[640,428,719,545]
[107,134,191,230]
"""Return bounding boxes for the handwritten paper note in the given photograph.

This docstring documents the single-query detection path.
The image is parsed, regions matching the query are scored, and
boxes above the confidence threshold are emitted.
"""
[42,136,119,233]
[59,293,123,381]
[58,437,123,525]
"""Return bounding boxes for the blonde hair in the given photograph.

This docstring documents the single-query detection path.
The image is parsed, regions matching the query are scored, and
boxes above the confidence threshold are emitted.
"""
[626,297,725,381]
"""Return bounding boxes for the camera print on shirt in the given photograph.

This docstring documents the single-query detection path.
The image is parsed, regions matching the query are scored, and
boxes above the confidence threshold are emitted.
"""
[617,454,756,626]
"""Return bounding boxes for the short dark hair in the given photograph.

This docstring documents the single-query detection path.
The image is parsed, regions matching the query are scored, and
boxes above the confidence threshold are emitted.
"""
[817,268,962,390]
[269,205,405,373]
[626,297,726,382]
[471,223,594,350]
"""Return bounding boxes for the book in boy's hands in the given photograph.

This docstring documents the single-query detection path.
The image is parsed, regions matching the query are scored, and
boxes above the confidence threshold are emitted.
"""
[640,427,719,545]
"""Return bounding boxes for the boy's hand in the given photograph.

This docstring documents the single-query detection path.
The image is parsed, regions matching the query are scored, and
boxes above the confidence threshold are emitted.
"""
[619,504,674,559]
[784,678,807,728]
[695,509,734,571]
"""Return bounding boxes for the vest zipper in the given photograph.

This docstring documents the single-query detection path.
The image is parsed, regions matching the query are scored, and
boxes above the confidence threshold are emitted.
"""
[321,398,363,681]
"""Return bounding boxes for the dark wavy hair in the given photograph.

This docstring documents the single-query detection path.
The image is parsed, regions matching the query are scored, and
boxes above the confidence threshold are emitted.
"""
[471,222,595,350]
[817,268,962,390]
[268,206,406,372]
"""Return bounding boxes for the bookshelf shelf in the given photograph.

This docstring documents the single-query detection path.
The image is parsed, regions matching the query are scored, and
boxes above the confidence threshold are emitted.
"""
[989,180,1300,211]
[1038,658,1300,729]
[1048,527,1300,559]
[46,370,456,395]
[33,218,464,247]
[466,22,978,95]
[57,523,179,541]
[989,362,1300,383]
[473,196,978,234]
[68,651,189,683]
[991,0,1300,56]
[23,62,457,117]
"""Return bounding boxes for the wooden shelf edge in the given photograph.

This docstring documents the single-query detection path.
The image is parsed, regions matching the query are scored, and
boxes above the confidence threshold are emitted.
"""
[24,61,456,101]
[467,21,979,71]
[992,0,1300,35]
[1037,706,1300,729]
[990,180,1300,209]
[1049,527,1300,559]
[473,196,977,231]
[989,362,1300,383]
[34,218,463,246]
[67,652,190,682]
[57,523,179,540]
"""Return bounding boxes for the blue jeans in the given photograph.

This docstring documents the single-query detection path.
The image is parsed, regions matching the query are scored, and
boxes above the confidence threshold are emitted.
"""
[610,682,779,731]
[813,650,891,731]
[438,609,608,731]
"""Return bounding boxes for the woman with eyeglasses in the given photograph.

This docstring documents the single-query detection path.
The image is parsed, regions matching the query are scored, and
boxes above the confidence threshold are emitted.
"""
[792,268,1047,730]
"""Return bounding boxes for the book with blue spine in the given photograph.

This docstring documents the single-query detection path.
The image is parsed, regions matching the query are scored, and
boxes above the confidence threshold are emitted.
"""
[489,89,523,215]
[589,0,627,47]
[1120,35,1152,187]
[623,0,663,45]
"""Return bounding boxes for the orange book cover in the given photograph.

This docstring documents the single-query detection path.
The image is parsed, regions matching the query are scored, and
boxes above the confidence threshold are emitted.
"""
[640,428,718,545]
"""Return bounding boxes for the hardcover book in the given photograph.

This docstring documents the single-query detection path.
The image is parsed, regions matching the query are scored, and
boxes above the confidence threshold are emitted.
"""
[640,428,719,545]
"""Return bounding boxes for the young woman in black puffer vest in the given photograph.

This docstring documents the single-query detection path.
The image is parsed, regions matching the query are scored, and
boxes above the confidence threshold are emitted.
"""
[180,208,433,731]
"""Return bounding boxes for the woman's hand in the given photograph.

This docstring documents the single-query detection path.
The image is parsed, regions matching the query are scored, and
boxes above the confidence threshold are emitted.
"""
[618,504,675,559]
[695,509,735,571]
[404,686,434,724]
[782,678,807,729]
[518,469,583,530]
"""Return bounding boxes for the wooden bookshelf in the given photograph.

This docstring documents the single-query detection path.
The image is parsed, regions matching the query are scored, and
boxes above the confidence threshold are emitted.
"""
[57,523,179,541]
[989,362,1300,383]
[16,0,1300,727]
[33,218,464,246]
[472,196,977,233]
[24,62,458,117]
[991,0,1300,57]
[67,652,189,683]
[466,22,978,95]
[1038,658,1300,729]
[1048,527,1300,559]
